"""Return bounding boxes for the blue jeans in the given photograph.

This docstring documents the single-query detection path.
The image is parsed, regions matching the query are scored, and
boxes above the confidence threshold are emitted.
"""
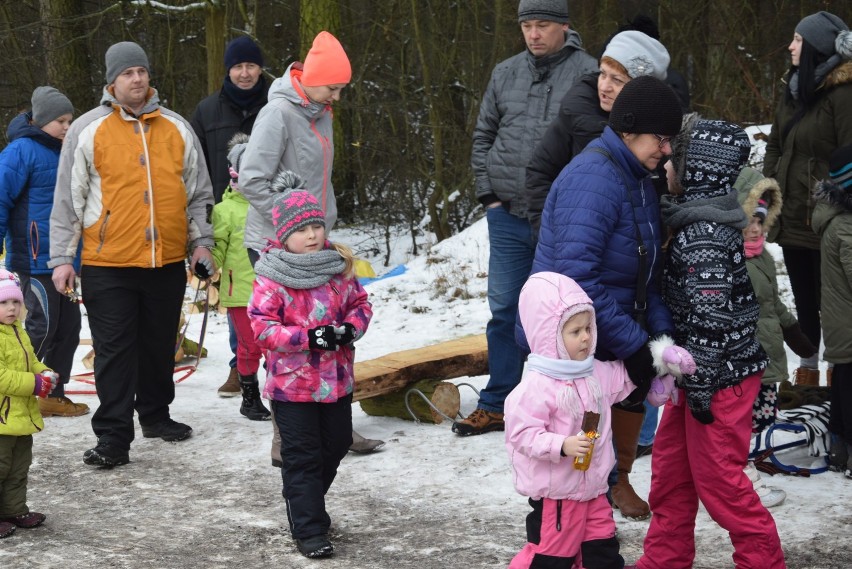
[228,311,238,369]
[478,206,535,413]
[639,400,658,446]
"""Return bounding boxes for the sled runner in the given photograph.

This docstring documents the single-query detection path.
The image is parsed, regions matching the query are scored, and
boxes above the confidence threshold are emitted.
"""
[750,402,831,476]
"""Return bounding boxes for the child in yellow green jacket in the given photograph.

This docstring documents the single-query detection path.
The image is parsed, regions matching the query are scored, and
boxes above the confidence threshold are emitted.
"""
[211,133,269,421]
[0,269,58,538]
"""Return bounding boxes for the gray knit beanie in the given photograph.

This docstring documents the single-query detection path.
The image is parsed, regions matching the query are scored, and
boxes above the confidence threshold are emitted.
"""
[105,41,150,84]
[518,0,569,23]
[602,31,670,80]
[226,132,250,174]
[795,11,849,56]
[31,86,73,127]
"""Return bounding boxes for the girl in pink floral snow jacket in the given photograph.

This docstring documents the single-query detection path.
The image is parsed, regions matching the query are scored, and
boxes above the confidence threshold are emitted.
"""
[248,187,371,557]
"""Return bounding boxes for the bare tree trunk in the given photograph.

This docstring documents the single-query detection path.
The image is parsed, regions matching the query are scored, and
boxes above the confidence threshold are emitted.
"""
[38,0,93,110]
[205,3,227,95]
[299,0,353,224]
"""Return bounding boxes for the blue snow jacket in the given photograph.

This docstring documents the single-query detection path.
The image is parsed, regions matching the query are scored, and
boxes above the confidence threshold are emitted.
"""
[0,112,80,274]
[529,126,673,361]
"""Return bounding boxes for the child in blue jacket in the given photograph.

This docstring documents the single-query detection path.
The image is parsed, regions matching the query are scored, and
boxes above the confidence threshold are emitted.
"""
[0,87,85,418]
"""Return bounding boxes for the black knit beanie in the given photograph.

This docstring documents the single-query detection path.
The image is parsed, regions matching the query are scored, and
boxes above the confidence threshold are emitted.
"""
[608,75,682,136]
[224,36,264,71]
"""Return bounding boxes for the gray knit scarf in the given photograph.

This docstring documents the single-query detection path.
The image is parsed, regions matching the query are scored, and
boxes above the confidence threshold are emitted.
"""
[659,191,748,231]
[254,248,346,290]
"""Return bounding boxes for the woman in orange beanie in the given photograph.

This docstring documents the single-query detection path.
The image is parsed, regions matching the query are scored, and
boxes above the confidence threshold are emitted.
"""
[237,29,381,474]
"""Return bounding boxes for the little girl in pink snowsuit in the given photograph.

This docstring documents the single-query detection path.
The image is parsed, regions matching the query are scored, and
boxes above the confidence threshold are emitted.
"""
[505,271,692,568]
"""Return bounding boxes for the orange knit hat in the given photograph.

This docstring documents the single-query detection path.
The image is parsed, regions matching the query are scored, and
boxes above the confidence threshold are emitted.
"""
[300,31,352,87]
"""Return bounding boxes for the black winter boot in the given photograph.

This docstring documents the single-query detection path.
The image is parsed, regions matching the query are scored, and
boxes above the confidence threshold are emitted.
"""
[239,374,271,421]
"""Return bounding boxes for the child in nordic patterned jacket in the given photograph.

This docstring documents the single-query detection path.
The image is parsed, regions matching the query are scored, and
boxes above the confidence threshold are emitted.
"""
[0,269,58,539]
[210,133,269,421]
[504,271,692,569]
[248,188,372,559]
[636,116,784,569]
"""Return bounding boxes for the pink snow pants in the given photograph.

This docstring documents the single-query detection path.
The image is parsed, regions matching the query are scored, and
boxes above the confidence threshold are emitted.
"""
[509,494,619,569]
[637,374,786,569]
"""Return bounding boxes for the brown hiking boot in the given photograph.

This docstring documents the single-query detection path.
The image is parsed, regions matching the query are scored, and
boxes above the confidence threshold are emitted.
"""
[217,367,241,397]
[793,367,819,387]
[451,409,504,436]
[39,396,90,417]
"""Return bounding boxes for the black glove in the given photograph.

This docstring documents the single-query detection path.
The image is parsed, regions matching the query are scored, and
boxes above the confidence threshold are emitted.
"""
[194,258,214,280]
[307,325,339,351]
[782,322,818,358]
[691,408,715,425]
[623,342,656,403]
[335,323,357,346]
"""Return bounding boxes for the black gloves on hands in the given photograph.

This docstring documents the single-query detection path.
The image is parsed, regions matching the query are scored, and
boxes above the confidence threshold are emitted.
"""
[782,322,818,358]
[307,324,359,351]
[623,342,656,404]
[691,408,715,425]
[335,323,357,346]
[308,325,339,351]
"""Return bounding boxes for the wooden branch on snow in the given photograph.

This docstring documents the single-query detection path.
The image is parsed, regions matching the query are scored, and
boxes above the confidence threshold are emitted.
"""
[353,334,487,401]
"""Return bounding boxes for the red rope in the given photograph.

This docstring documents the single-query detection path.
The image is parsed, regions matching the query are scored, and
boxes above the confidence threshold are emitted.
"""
[65,365,199,395]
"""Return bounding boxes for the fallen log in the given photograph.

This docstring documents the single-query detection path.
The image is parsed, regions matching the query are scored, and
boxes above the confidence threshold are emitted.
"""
[353,334,487,401]
[360,378,460,424]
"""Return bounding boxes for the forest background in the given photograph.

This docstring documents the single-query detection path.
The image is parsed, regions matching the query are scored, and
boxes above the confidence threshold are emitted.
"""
[1,0,848,260]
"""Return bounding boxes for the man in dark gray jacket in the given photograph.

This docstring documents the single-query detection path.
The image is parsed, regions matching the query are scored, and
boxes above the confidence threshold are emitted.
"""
[454,0,597,436]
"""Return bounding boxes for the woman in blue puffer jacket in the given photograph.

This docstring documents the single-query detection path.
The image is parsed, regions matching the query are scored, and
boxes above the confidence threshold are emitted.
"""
[529,76,682,521]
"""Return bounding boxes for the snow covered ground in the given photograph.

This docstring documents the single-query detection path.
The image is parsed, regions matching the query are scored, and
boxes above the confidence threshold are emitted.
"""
[1,218,850,568]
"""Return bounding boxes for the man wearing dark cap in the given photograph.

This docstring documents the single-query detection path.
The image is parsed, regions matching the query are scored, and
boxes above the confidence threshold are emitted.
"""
[191,36,269,397]
[456,0,598,436]
[49,41,216,468]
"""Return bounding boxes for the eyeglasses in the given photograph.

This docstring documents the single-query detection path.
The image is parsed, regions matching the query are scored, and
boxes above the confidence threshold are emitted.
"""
[652,134,673,149]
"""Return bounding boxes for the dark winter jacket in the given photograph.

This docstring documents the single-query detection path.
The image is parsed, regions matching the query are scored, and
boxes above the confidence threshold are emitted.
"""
[190,75,268,203]
[0,112,80,275]
[525,73,607,233]
[812,177,852,364]
[662,117,768,422]
[471,31,598,219]
[735,170,794,384]
[764,60,852,249]
[530,127,674,362]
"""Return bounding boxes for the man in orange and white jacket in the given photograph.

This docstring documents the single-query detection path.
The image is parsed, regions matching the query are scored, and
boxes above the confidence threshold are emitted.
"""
[48,41,215,468]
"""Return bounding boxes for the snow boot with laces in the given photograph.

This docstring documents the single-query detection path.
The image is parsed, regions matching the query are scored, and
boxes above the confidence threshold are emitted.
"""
[239,374,271,421]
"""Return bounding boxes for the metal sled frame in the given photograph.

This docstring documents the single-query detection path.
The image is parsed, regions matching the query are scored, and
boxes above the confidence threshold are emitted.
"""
[64,279,209,395]
[404,382,480,424]
[750,422,829,476]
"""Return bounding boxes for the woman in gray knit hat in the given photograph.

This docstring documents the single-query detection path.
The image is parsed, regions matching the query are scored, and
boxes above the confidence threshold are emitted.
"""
[764,10,852,388]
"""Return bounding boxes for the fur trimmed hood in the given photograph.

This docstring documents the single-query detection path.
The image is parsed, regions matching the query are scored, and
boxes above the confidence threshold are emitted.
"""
[823,59,852,89]
[735,169,783,231]
[813,178,852,211]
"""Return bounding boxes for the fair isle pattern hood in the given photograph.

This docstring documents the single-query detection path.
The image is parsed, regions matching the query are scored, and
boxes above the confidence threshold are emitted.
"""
[662,119,768,420]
